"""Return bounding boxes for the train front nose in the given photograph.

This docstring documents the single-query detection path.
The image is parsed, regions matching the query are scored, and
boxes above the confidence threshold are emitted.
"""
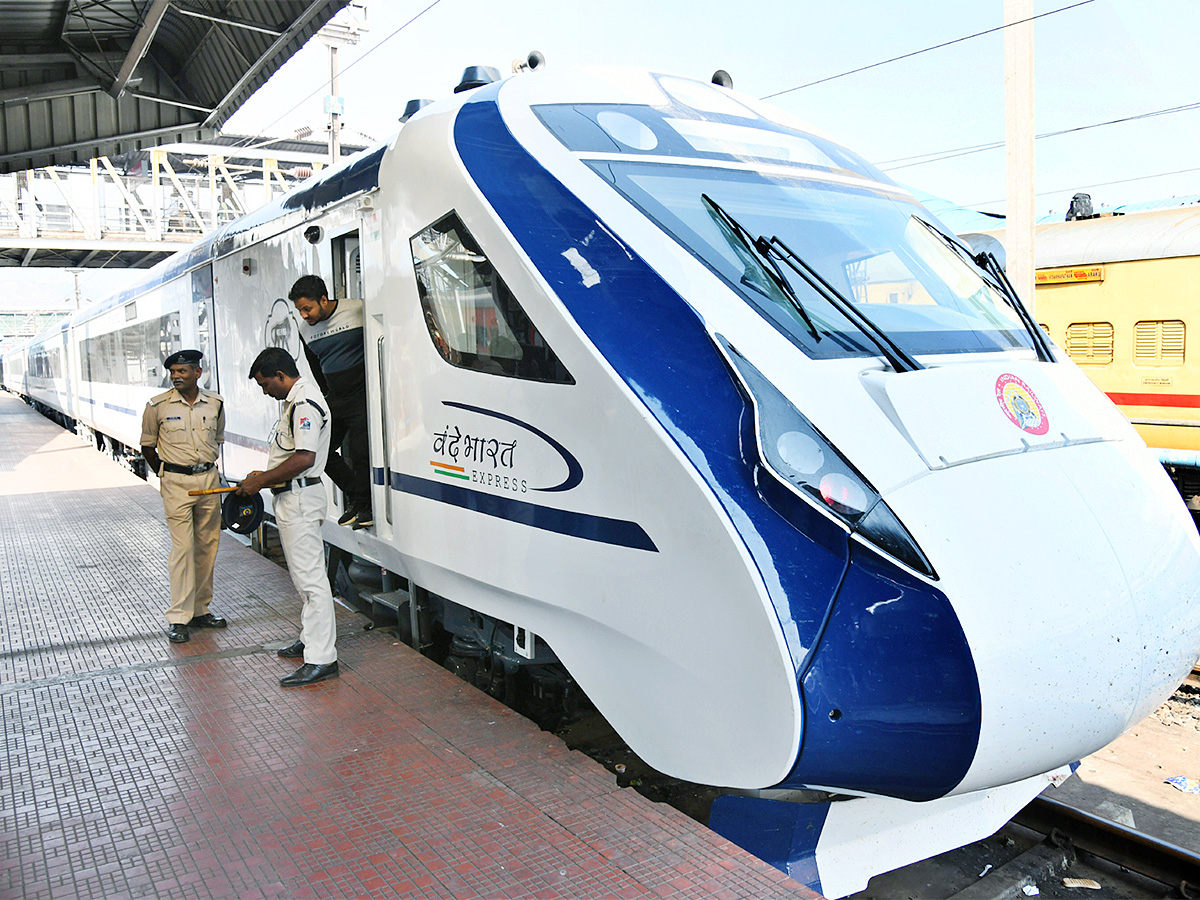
[895,437,1200,793]
[783,363,1200,800]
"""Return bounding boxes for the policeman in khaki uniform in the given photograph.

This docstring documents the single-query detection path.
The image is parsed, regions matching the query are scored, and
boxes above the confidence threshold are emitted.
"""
[140,349,228,644]
[239,347,339,687]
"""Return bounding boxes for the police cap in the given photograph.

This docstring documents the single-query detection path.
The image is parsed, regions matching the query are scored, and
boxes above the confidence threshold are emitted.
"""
[164,349,203,368]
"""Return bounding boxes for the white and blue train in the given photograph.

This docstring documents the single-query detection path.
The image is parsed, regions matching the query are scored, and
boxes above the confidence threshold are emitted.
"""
[4,64,1200,897]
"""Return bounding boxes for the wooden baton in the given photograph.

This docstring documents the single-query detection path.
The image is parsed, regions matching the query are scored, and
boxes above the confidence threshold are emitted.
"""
[187,484,283,496]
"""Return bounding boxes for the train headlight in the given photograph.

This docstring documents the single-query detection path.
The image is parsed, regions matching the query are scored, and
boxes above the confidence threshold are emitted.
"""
[716,334,936,579]
[776,431,824,474]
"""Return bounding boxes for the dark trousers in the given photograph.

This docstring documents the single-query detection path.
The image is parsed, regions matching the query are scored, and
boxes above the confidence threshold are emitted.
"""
[325,390,371,507]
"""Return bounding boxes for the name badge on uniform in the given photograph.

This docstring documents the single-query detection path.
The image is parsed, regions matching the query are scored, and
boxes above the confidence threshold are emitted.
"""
[165,416,182,421]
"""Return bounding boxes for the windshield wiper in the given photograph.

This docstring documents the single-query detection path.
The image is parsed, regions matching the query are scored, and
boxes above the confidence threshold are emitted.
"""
[702,194,922,372]
[702,194,820,340]
[764,236,923,373]
[975,249,1056,363]
[912,217,1055,363]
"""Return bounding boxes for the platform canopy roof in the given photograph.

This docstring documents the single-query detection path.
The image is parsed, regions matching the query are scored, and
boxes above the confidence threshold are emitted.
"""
[0,0,351,174]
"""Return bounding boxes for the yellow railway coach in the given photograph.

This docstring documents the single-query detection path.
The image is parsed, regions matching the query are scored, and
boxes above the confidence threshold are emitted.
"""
[990,205,1200,510]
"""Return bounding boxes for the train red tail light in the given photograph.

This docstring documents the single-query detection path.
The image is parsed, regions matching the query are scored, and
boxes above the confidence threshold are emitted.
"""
[819,474,868,516]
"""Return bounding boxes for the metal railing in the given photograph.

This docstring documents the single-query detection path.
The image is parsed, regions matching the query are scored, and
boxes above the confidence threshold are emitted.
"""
[0,147,326,244]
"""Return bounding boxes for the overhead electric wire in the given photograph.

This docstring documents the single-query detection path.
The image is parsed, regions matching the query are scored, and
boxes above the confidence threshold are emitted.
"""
[966,164,1200,210]
[760,0,1095,100]
[880,99,1200,171]
[228,0,446,149]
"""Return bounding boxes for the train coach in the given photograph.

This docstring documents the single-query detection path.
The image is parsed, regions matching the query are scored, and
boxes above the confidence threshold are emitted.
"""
[989,205,1200,514]
[4,64,1200,898]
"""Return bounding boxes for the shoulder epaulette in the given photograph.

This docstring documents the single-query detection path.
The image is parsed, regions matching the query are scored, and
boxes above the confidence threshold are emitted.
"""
[148,390,173,405]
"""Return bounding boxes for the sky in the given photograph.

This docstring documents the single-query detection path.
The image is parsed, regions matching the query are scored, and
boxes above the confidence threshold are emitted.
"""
[14,0,1200,308]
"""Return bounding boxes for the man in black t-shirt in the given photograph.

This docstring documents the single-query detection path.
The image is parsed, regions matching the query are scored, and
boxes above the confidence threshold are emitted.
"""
[289,274,373,528]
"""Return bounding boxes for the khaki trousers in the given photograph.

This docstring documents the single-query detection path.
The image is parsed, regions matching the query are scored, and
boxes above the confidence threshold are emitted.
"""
[160,469,221,624]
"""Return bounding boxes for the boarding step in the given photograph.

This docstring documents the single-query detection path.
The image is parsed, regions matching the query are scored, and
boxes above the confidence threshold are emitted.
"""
[366,588,410,625]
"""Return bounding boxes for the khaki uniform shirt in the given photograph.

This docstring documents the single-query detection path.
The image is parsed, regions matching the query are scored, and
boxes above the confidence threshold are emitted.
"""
[140,387,225,466]
[266,376,329,479]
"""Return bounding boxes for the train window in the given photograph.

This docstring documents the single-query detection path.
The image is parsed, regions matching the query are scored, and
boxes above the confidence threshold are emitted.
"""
[1134,320,1185,367]
[28,343,62,379]
[586,160,1035,359]
[192,265,214,389]
[331,231,361,299]
[81,312,181,387]
[534,100,882,182]
[1065,322,1114,365]
[411,214,574,384]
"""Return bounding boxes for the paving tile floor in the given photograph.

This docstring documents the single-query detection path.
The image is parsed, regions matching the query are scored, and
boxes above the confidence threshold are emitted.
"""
[0,392,817,900]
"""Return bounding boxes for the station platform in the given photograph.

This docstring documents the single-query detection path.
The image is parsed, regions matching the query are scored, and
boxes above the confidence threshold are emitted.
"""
[0,391,816,900]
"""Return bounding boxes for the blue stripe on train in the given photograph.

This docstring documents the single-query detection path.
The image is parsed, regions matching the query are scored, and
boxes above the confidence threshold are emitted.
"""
[391,472,656,551]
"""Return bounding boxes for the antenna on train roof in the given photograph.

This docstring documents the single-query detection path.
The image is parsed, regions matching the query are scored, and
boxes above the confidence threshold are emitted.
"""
[711,69,733,88]
[454,65,501,93]
[399,99,431,123]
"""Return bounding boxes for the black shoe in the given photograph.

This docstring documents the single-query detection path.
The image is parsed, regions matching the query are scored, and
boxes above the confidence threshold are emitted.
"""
[280,661,339,687]
[189,612,227,629]
[351,502,373,529]
[168,623,190,643]
[276,639,305,659]
[337,505,359,527]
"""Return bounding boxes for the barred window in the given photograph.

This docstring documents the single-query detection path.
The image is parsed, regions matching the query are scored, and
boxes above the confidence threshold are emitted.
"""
[1064,322,1114,365]
[1133,320,1185,366]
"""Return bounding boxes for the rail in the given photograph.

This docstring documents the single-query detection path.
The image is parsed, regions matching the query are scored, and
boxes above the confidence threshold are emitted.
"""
[1013,794,1200,891]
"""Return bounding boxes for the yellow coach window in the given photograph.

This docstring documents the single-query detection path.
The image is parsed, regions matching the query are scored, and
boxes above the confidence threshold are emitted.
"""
[1065,322,1114,365]
[1134,320,1185,367]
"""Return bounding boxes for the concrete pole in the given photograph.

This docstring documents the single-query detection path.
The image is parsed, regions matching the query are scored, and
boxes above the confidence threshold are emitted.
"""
[328,44,341,167]
[67,268,83,309]
[1005,0,1036,315]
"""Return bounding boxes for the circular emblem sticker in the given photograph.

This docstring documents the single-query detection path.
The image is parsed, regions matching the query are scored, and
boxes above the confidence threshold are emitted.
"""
[995,374,1049,435]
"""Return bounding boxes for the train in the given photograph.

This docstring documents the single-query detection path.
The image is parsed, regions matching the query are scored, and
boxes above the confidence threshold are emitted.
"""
[970,205,1200,515]
[4,63,1200,898]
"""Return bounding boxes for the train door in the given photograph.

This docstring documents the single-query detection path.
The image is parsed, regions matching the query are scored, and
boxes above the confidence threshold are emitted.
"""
[59,328,73,421]
[333,217,390,535]
[191,265,217,392]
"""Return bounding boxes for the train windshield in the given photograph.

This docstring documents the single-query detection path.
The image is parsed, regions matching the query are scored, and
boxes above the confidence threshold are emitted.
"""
[589,161,1033,359]
[535,88,1033,360]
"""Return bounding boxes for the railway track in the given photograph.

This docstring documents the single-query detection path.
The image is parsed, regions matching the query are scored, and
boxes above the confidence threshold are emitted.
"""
[1010,795,1200,895]
[852,793,1200,899]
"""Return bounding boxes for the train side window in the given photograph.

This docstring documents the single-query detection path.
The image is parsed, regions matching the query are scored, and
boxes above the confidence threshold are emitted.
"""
[81,311,180,386]
[1134,320,1185,367]
[411,213,575,384]
[1064,322,1113,365]
[331,231,361,300]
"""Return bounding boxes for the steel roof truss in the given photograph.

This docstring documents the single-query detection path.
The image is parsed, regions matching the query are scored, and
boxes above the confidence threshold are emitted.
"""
[109,0,169,98]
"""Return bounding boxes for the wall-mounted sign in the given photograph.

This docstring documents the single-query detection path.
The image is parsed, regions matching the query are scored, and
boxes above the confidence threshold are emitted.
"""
[1036,266,1105,285]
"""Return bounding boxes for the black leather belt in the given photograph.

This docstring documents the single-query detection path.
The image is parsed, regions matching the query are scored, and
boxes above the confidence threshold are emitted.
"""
[161,461,214,475]
[270,477,322,495]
